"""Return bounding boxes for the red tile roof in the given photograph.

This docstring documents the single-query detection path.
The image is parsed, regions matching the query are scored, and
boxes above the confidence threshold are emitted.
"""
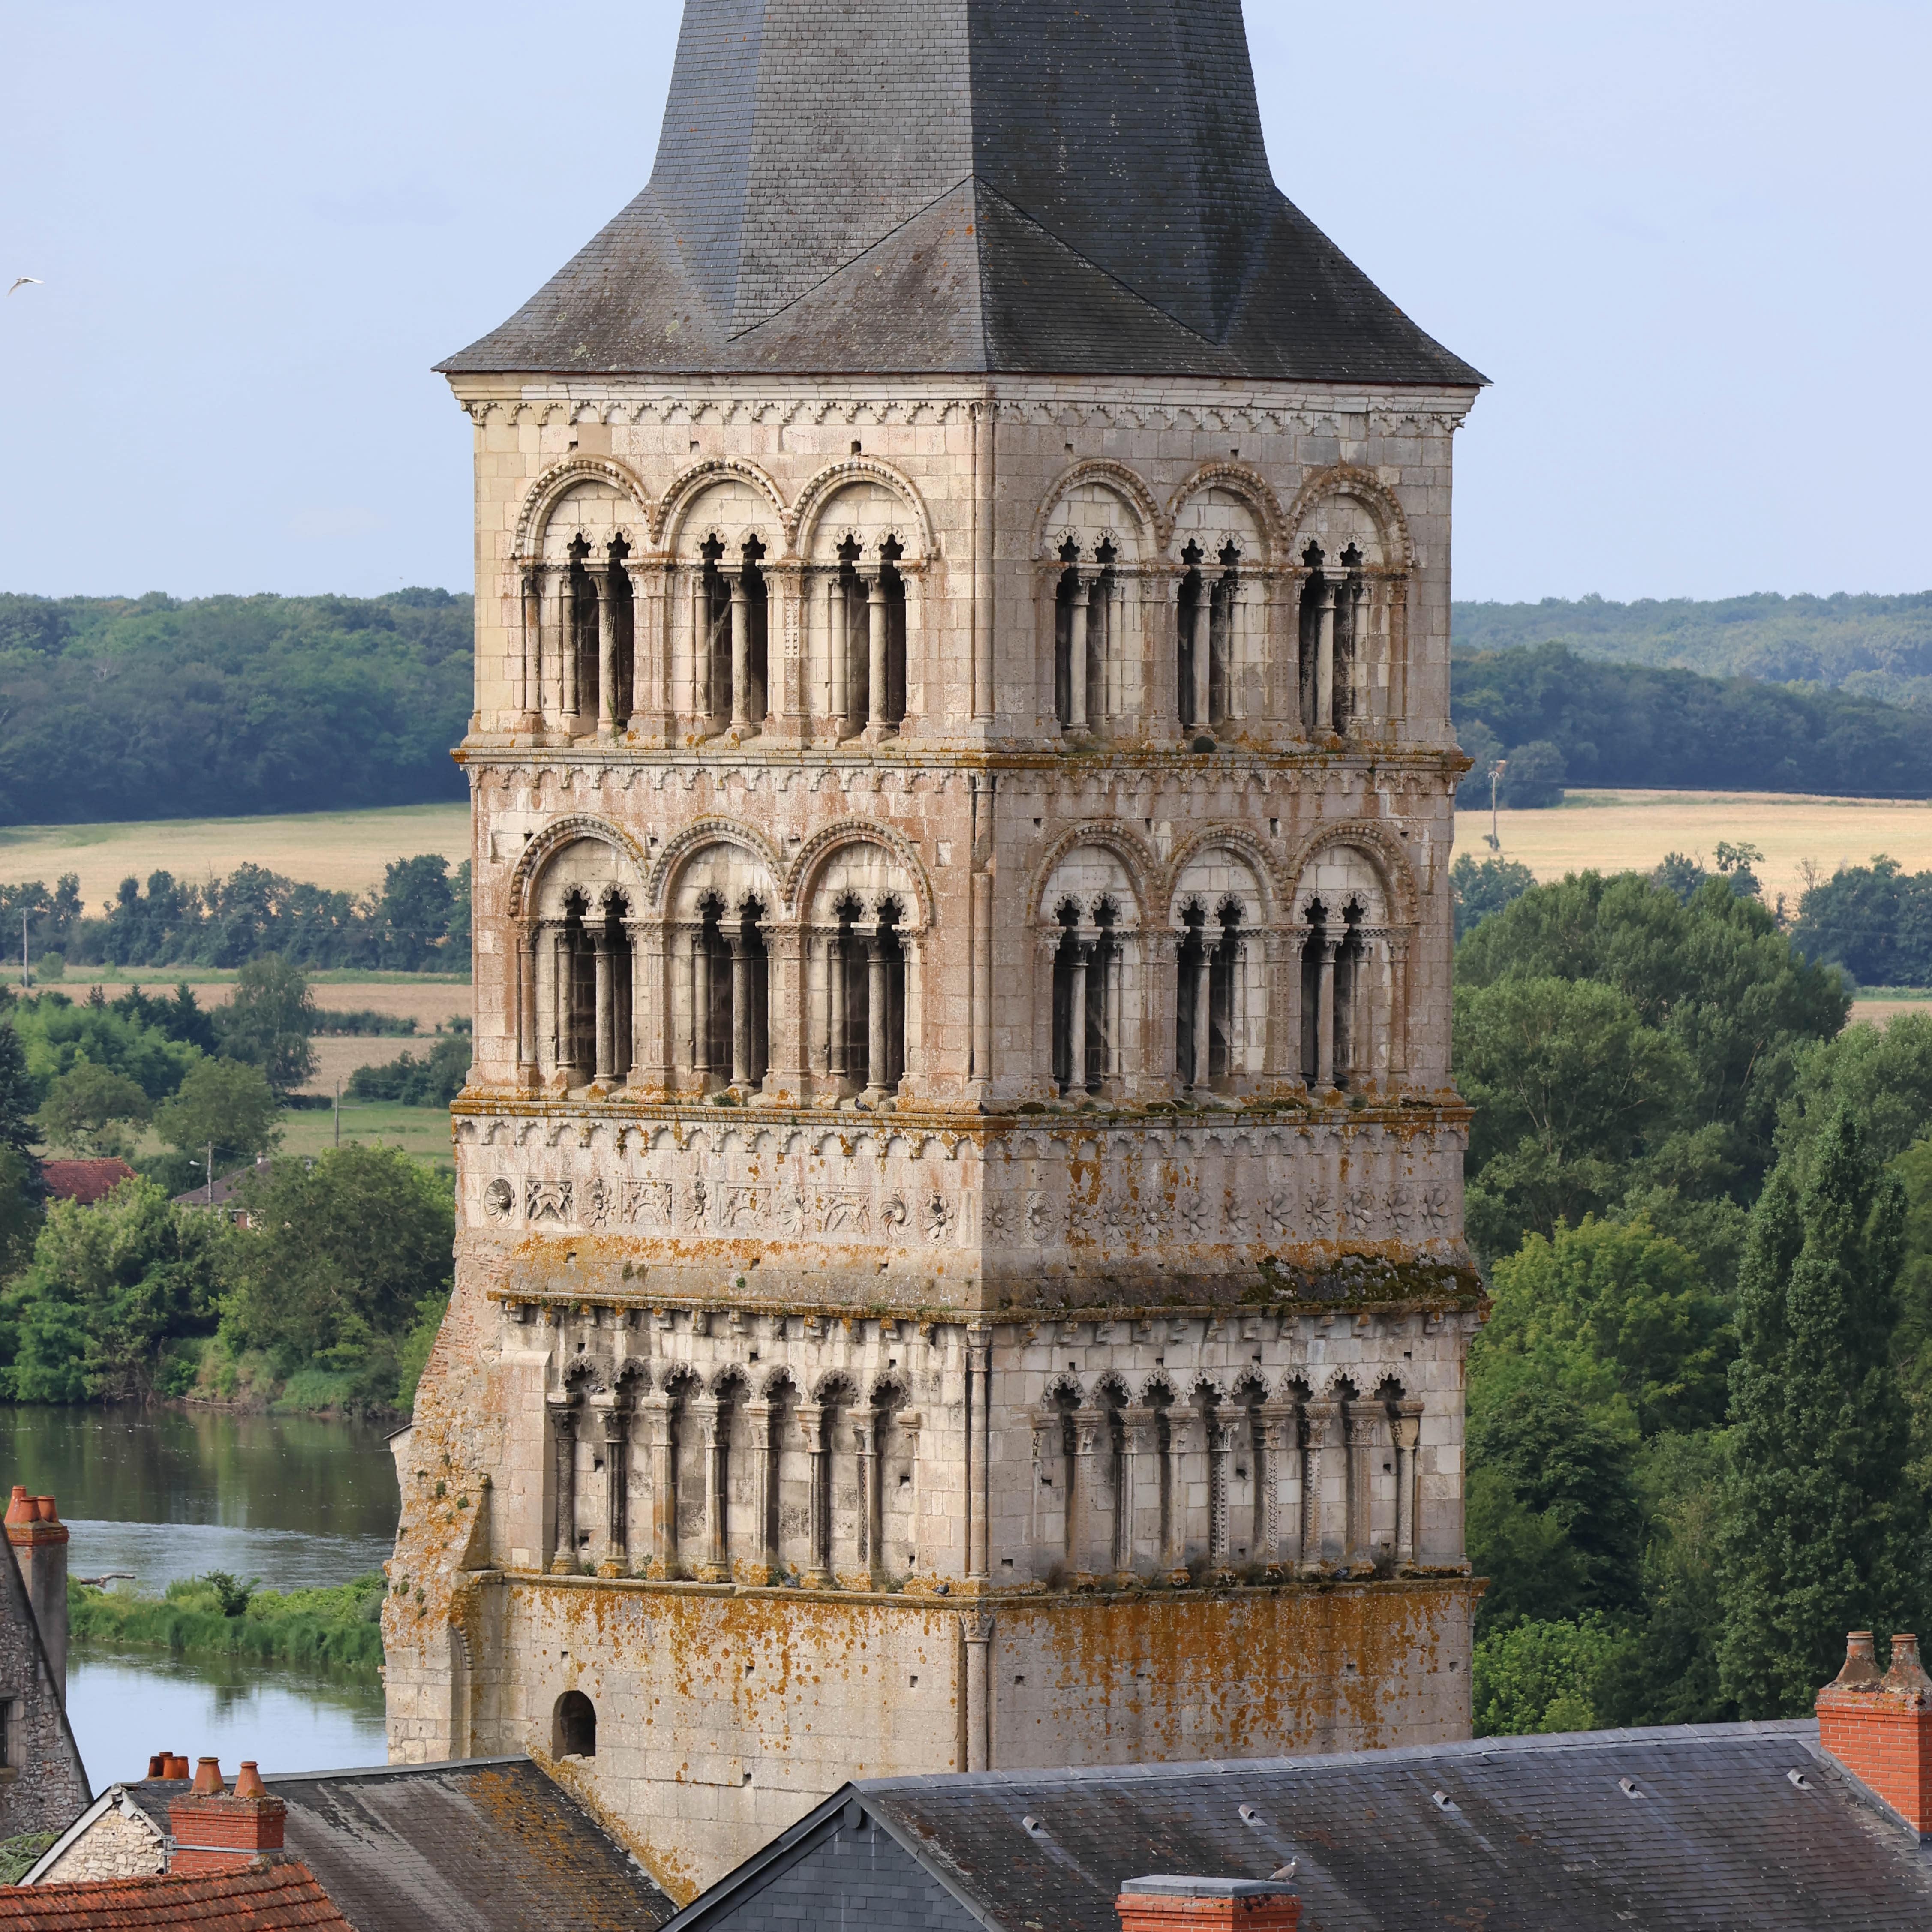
[0,1861,353,1932]
[40,1160,135,1206]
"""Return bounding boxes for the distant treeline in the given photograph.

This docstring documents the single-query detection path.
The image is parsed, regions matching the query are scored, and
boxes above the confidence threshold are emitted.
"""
[1453,643,1932,805]
[1,854,470,972]
[1453,589,1932,709]
[0,589,471,825]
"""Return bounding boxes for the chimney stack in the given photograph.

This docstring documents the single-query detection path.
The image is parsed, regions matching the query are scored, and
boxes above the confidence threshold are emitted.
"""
[6,1487,69,1701]
[1116,1878,1301,1932]
[1816,1630,1932,1837]
[167,1757,288,1876]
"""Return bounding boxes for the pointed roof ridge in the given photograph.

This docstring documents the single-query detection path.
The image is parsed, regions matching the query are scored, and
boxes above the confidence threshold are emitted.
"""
[439,0,1482,386]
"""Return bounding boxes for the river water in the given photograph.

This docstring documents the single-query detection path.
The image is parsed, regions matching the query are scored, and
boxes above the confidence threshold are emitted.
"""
[0,1406,397,1788]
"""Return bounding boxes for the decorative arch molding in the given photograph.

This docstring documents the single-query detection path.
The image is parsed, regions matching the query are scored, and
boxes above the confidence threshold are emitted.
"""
[784,817,936,930]
[1028,819,1161,925]
[791,456,936,561]
[1165,461,1286,563]
[507,814,649,919]
[657,457,793,554]
[1030,458,1170,559]
[1285,818,1421,928]
[647,816,784,911]
[512,456,655,563]
[1283,463,1415,572]
[1161,823,1289,926]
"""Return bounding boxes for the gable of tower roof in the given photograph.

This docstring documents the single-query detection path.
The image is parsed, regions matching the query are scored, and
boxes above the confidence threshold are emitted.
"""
[439,0,1484,385]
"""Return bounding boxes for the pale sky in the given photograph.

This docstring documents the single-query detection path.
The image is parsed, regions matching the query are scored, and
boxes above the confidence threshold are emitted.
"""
[1,1,1926,605]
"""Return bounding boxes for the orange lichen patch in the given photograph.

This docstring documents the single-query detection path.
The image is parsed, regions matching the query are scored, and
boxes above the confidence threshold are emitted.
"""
[994,1582,1475,1767]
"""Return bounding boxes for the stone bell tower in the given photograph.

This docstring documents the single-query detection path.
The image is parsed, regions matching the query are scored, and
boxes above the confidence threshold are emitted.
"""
[385,0,1487,1901]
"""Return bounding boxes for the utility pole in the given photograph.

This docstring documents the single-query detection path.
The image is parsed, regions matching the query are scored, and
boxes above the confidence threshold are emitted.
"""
[1488,759,1508,852]
[19,912,27,989]
[206,1141,214,1208]
[334,1079,341,1149]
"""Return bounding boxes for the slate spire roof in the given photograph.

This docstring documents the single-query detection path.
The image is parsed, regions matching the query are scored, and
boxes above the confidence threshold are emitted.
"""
[441,0,1483,384]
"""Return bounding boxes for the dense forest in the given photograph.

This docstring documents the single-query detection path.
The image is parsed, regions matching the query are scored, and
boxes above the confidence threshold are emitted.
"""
[4,587,1931,828]
[1450,855,1932,1732]
[1451,643,1932,805]
[1453,589,1932,709]
[0,589,471,824]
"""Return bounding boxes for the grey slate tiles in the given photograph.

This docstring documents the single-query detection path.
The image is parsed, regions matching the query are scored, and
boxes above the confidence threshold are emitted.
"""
[439,0,1481,384]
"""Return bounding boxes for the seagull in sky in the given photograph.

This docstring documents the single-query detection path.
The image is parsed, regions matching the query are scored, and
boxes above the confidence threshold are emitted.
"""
[7,277,42,296]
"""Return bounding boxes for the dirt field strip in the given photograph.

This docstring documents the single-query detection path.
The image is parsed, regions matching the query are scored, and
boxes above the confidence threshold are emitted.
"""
[1456,788,1932,912]
[56,975,472,1028]
[0,802,470,907]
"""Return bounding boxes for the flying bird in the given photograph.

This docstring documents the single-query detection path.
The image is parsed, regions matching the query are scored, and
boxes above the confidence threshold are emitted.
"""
[7,277,42,296]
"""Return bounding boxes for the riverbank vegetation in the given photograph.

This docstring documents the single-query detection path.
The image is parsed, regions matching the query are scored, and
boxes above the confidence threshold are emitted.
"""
[1460,864,1932,1733]
[69,1568,385,1679]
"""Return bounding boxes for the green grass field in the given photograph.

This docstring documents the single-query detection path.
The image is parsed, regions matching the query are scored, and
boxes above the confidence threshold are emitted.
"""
[278,1101,455,1173]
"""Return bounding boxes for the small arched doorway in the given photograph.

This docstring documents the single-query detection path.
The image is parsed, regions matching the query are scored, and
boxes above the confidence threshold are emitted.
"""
[552,1688,596,1758]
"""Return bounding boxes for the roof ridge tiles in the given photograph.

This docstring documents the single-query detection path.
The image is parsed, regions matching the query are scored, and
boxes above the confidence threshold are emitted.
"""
[852,1719,1827,1797]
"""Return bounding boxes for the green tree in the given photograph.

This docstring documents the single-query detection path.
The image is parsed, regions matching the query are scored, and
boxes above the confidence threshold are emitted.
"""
[1454,975,1691,1253]
[1716,1112,1916,1716]
[215,957,316,1095]
[153,1059,282,1166]
[33,1061,152,1159]
[1459,870,1848,1209]
[1466,1383,1643,1634]
[1472,1614,1623,1736]
[1450,853,1538,940]
[0,1179,227,1401]
[1775,1010,1932,1174]
[6,991,202,1105]
[394,1290,450,1411]
[220,1146,453,1367]
[374,855,455,969]
[1496,738,1566,808]
[1477,1217,1734,1439]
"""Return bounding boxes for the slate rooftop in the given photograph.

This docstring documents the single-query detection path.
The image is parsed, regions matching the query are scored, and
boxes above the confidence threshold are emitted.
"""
[31,1759,674,1932]
[441,0,1481,385]
[665,1722,1932,1932]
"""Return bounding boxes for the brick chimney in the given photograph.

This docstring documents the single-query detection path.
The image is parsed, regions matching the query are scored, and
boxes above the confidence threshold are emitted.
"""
[1117,1878,1301,1932]
[1816,1630,1932,1836]
[6,1487,69,1701]
[168,1758,288,1875]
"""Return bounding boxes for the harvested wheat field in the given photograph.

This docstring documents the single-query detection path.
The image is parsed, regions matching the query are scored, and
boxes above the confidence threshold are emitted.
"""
[60,974,472,1028]
[0,802,470,907]
[1456,788,1932,913]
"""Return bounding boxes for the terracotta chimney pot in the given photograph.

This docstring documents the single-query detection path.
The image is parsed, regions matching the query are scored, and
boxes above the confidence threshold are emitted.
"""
[1817,1630,1932,1836]
[1117,1878,1301,1932]
[35,1496,57,1523]
[3,1487,31,1529]
[147,1754,166,1778]
[233,1762,268,1799]
[165,1754,190,1780]
[192,1756,225,1796]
